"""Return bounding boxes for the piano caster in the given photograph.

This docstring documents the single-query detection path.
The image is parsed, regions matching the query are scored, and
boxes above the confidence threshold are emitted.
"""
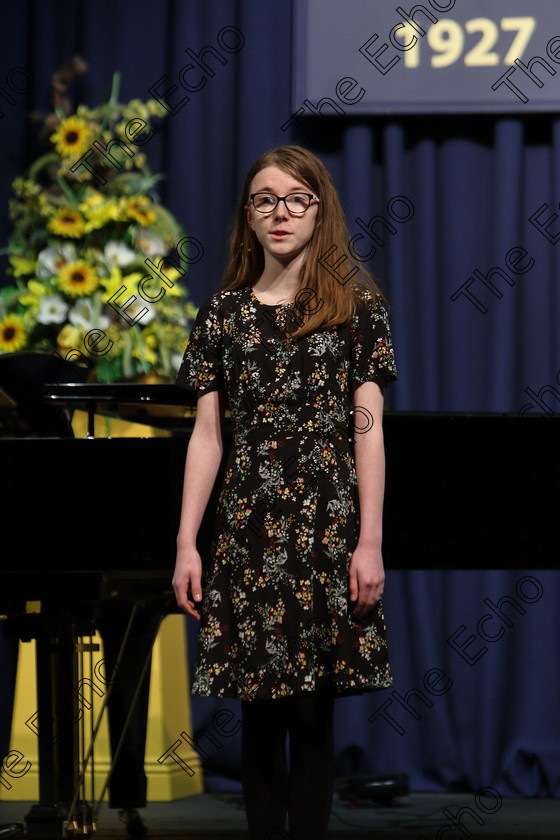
[60,802,93,838]
[62,824,93,838]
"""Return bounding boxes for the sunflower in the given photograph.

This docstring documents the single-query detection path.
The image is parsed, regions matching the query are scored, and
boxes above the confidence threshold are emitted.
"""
[50,116,94,160]
[56,260,99,298]
[48,208,87,239]
[126,196,157,226]
[0,314,26,352]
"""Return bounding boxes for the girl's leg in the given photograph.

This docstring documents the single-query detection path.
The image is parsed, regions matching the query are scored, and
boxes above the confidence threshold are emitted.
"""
[241,696,290,840]
[286,689,335,840]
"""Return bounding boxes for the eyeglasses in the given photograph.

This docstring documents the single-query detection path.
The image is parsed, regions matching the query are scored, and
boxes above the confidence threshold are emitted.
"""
[249,192,320,215]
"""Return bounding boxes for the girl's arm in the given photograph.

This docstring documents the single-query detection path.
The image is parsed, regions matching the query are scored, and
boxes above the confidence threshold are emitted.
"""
[349,379,386,620]
[172,388,225,619]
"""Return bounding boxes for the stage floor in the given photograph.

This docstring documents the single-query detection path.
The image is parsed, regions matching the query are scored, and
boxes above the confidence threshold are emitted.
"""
[1,792,559,839]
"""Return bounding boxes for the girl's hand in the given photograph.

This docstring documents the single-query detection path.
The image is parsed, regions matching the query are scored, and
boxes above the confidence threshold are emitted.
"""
[172,545,203,620]
[348,542,385,621]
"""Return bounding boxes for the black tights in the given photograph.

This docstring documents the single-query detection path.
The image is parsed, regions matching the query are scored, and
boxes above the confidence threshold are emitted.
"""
[241,690,335,840]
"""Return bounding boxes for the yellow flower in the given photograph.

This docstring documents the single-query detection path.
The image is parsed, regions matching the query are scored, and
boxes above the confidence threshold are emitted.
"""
[19,280,49,308]
[98,265,125,301]
[66,163,95,183]
[50,116,94,160]
[161,270,186,297]
[57,324,83,350]
[12,178,41,199]
[56,260,99,297]
[161,267,182,284]
[126,196,157,226]
[184,301,198,320]
[99,267,144,303]
[146,98,167,117]
[28,280,49,296]
[76,104,94,118]
[132,343,158,365]
[9,255,36,277]
[0,314,26,352]
[34,193,56,218]
[48,208,87,239]
[126,99,149,120]
[83,198,124,232]
[79,189,105,212]
[99,323,124,359]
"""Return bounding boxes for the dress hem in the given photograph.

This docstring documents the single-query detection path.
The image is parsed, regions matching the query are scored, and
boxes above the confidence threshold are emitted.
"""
[191,678,393,702]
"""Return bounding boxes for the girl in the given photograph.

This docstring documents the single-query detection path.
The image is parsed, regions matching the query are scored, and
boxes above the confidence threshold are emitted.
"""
[172,145,398,840]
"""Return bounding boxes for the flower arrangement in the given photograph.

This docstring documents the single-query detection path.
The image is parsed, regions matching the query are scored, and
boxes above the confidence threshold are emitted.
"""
[0,60,197,383]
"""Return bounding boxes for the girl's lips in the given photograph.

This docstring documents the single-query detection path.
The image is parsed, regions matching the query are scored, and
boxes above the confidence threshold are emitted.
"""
[270,231,290,239]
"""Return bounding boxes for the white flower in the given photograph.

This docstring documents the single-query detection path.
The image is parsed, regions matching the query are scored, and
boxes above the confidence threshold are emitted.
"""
[36,245,77,278]
[68,299,110,331]
[135,229,168,257]
[104,241,136,267]
[124,298,156,325]
[37,295,69,325]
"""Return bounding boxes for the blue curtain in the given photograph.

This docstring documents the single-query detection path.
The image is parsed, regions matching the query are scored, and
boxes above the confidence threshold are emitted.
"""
[2,0,559,798]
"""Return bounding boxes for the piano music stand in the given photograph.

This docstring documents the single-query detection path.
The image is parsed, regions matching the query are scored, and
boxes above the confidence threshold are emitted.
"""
[42,382,197,438]
[0,352,89,437]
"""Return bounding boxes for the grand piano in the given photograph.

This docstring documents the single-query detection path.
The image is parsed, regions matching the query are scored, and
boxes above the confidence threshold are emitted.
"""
[1,352,558,838]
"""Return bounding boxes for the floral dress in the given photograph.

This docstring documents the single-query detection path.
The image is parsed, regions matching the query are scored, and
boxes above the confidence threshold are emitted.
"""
[175,284,398,701]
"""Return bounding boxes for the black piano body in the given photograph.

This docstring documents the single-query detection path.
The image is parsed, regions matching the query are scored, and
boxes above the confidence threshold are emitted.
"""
[2,412,558,580]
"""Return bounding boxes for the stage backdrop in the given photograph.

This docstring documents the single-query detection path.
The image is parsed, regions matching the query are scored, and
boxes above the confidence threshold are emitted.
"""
[1,0,559,800]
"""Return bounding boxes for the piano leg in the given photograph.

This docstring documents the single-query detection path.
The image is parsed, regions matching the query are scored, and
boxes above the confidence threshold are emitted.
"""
[24,609,80,840]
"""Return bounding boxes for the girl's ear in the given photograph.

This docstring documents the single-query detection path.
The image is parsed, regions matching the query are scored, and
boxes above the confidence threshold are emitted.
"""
[246,207,254,231]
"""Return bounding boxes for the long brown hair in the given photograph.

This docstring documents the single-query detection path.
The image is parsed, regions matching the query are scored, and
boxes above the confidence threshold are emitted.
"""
[221,145,386,341]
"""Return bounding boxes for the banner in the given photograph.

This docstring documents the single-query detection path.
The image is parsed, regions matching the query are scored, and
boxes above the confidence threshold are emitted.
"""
[293,1,560,113]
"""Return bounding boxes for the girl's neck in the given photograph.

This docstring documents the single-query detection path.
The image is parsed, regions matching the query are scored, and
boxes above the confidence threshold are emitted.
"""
[254,253,305,297]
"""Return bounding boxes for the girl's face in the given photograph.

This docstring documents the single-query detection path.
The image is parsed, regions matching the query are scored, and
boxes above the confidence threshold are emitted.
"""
[246,166,319,266]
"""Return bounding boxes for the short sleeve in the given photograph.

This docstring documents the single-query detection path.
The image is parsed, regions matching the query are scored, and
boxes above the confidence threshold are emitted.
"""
[350,290,398,391]
[175,294,224,395]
